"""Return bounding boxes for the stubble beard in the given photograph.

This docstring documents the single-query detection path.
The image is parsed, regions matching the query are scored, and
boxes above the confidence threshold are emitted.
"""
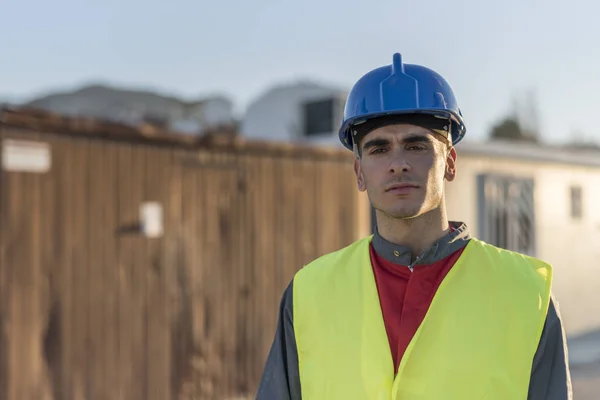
[371,189,442,221]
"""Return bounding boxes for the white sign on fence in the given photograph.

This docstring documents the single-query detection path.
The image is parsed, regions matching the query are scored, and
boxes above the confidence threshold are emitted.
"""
[140,202,164,238]
[2,139,51,173]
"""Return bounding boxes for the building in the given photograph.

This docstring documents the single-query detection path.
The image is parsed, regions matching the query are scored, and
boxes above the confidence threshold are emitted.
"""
[445,138,600,355]
[240,81,348,148]
[168,96,235,134]
[24,84,236,135]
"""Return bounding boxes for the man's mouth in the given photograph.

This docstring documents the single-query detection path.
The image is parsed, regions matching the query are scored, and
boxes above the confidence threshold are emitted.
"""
[385,183,419,194]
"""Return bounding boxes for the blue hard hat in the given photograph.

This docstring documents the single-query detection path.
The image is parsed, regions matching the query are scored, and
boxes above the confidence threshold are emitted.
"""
[339,53,467,151]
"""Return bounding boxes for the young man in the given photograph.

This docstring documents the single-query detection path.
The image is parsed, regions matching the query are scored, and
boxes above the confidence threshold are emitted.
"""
[256,53,572,399]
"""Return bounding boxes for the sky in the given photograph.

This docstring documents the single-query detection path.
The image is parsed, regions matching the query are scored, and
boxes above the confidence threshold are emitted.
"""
[2,0,600,145]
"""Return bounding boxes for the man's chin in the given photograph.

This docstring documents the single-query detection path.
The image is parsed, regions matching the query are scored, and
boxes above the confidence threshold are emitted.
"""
[382,207,423,220]
[390,212,421,220]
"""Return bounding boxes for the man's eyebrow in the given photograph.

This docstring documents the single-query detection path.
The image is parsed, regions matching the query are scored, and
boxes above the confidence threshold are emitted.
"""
[362,134,434,150]
[362,138,390,151]
[403,134,434,144]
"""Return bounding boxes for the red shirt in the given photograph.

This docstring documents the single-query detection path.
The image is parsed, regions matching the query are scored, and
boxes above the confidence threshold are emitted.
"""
[369,243,465,374]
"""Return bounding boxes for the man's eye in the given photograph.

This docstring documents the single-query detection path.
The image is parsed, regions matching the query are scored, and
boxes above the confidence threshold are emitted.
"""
[407,145,426,151]
[370,148,386,154]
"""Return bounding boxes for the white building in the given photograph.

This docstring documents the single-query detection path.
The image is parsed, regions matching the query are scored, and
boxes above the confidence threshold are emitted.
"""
[241,81,348,148]
[445,139,600,342]
[24,84,235,136]
[169,96,235,135]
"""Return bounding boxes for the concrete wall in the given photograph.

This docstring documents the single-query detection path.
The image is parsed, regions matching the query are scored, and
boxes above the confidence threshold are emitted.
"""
[446,153,600,337]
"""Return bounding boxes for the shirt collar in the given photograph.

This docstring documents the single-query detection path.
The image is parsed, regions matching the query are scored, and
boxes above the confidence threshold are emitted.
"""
[371,221,471,266]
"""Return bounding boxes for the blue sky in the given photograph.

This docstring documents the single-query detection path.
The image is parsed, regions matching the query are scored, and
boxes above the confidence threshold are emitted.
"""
[2,0,599,144]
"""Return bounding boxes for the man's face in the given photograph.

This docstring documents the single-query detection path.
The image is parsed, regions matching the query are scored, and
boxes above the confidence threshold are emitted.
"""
[353,123,457,220]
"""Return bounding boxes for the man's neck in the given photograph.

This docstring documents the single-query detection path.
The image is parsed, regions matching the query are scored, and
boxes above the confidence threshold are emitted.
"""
[375,207,451,259]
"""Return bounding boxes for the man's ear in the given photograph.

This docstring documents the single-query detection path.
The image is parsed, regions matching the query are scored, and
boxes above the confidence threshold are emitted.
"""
[354,158,366,192]
[445,146,457,182]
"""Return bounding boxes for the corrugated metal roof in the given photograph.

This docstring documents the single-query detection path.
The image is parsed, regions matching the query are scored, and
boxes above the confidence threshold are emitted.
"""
[456,139,600,168]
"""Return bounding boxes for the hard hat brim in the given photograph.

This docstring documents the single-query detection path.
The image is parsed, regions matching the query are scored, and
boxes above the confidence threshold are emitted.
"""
[339,109,466,151]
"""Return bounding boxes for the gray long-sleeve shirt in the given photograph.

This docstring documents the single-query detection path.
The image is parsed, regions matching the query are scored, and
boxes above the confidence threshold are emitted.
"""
[256,223,572,399]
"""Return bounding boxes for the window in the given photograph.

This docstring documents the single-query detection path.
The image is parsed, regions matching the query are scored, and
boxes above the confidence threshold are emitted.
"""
[570,185,583,220]
[477,174,536,256]
[302,98,343,137]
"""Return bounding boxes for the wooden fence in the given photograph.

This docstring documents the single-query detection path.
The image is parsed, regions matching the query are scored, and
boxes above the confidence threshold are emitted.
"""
[0,109,370,400]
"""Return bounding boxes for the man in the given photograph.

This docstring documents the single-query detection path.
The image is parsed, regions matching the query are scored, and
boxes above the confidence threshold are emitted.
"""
[256,53,572,399]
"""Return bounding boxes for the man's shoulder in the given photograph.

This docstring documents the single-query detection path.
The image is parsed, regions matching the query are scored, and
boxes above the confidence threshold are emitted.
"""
[468,237,552,269]
[295,236,372,279]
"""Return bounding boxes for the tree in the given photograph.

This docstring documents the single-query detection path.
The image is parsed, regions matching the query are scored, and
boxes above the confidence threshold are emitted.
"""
[489,116,538,143]
[514,89,541,142]
[489,89,540,143]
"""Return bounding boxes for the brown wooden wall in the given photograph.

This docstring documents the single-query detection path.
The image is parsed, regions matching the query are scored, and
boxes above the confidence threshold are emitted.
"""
[0,114,368,399]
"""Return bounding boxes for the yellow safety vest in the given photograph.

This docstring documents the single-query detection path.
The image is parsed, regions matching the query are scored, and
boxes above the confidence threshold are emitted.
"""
[293,236,552,399]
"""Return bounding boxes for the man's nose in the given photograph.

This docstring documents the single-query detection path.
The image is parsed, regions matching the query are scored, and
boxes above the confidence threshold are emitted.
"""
[388,152,411,174]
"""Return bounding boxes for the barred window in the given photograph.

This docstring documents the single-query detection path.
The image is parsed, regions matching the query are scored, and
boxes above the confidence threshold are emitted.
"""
[477,174,536,256]
[570,185,583,220]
